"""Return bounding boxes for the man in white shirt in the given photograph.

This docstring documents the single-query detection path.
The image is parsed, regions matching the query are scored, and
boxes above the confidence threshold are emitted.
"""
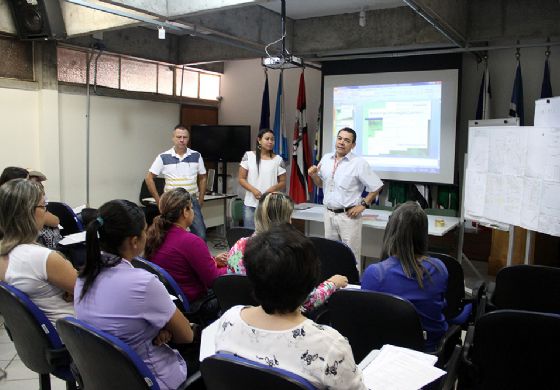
[146,125,208,240]
[308,127,383,265]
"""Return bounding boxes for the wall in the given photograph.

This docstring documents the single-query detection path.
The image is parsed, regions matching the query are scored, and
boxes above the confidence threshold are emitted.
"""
[58,93,180,207]
[458,46,560,177]
[219,58,322,196]
[0,87,40,175]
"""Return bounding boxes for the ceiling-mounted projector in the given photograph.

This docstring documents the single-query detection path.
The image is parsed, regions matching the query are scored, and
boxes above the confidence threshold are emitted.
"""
[262,55,303,69]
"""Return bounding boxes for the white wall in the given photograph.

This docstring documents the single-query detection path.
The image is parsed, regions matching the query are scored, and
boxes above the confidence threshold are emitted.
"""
[59,93,180,207]
[219,58,322,195]
[0,87,40,175]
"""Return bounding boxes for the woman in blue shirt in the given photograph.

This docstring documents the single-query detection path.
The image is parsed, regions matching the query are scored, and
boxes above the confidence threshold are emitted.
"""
[361,201,448,352]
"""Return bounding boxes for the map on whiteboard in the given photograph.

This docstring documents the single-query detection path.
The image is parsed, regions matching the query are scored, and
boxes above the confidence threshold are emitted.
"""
[464,125,560,237]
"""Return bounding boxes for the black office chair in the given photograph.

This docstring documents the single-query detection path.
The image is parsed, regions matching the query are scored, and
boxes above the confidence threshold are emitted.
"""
[309,236,360,285]
[461,310,560,390]
[428,251,485,325]
[213,274,257,312]
[139,177,165,205]
[0,282,77,390]
[201,353,316,390]
[46,201,83,236]
[487,264,560,313]
[225,227,254,248]
[329,289,461,365]
[57,317,200,390]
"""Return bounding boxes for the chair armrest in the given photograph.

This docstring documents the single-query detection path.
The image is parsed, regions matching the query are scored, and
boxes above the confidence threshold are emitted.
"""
[439,344,462,390]
[433,324,462,366]
[461,325,475,367]
[46,347,72,367]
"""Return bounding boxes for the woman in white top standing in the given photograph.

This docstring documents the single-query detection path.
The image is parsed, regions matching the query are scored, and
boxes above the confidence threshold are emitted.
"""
[0,179,76,324]
[238,128,286,229]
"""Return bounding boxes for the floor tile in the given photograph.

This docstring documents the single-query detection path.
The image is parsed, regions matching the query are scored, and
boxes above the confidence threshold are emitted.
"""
[2,359,38,381]
[0,378,38,390]
[0,344,15,362]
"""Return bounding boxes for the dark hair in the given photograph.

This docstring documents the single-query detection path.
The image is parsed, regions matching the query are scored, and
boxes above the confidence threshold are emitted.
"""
[255,128,274,173]
[244,223,320,314]
[80,200,145,300]
[0,167,29,187]
[381,201,437,288]
[338,127,357,143]
[174,124,190,134]
[144,188,192,259]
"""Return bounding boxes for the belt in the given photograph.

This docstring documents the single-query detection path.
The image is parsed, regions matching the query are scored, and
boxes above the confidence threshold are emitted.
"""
[327,206,355,214]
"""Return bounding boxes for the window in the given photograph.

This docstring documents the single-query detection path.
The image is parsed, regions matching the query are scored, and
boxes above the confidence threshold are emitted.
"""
[56,46,221,101]
[0,37,33,81]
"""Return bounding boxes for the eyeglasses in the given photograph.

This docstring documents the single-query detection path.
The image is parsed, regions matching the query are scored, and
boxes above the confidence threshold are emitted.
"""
[35,202,48,210]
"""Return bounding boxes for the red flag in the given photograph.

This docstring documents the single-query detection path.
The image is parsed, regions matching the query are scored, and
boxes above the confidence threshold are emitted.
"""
[289,72,312,203]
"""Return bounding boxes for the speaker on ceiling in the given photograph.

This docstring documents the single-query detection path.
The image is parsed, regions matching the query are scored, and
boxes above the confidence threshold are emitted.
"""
[7,0,67,40]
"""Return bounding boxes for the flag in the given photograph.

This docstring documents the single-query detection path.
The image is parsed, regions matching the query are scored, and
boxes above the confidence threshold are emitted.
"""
[540,57,553,99]
[259,71,270,130]
[272,70,289,160]
[289,71,312,203]
[313,105,323,204]
[475,65,491,120]
[509,61,524,126]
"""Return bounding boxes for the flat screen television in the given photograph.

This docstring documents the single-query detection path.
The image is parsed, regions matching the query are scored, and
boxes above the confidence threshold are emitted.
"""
[190,125,251,162]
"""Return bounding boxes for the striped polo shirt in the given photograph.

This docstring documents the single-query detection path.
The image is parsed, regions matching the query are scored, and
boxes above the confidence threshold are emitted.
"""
[149,147,206,194]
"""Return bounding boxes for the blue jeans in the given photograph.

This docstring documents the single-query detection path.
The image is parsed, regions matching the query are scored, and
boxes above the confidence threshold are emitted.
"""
[243,205,256,229]
[189,196,207,241]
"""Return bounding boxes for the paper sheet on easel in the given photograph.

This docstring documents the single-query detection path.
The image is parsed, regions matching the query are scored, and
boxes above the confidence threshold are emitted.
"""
[534,97,560,127]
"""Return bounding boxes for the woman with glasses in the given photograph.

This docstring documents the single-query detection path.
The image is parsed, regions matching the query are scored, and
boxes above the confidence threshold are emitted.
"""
[227,192,348,312]
[0,179,76,324]
[145,188,227,316]
[361,201,448,352]
[238,128,286,229]
[75,199,194,390]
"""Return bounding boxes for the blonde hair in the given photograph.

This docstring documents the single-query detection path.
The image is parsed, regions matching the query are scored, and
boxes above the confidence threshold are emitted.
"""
[0,179,43,256]
[254,192,294,234]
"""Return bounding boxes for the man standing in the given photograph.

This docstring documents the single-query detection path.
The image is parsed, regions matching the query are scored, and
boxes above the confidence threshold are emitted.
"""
[146,125,208,240]
[308,127,383,267]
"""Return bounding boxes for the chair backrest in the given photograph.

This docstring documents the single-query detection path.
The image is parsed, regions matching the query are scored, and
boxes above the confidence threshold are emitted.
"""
[139,177,165,204]
[57,317,160,390]
[469,310,560,389]
[46,201,83,236]
[201,353,316,390]
[427,251,465,320]
[226,227,254,248]
[491,264,560,313]
[0,282,69,377]
[329,289,424,362]
[213,274,257,312]
[309,236,360,284]
[131,257,190,312]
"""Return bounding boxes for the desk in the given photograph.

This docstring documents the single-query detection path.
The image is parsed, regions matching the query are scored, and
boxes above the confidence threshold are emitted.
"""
[142,194,237,230]
[292,204,460,265]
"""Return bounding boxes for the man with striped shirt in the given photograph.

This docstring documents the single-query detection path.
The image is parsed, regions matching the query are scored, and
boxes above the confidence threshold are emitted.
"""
[146,125,208,240]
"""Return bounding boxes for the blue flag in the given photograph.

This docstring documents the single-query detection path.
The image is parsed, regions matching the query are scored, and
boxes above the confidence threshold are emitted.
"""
[476,66,491,120]
[259,72,270,130]
[509,61,524,126]
[272,70,288,160]
[540,58,553,99]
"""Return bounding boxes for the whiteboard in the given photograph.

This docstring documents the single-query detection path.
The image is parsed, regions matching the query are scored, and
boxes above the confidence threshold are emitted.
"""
[464,125,560,237]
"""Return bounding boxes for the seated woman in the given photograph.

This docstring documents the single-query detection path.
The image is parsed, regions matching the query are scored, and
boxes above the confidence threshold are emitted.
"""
[144,188,227,308]
[0,167,62,249]
[74,200,194,390]
[215,224,366,389]
[361,201,448,352]
[0,179,75,324]
[227,192,347,312]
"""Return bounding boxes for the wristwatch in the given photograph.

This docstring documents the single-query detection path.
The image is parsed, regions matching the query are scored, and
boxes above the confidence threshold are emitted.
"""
[360,198,369,208]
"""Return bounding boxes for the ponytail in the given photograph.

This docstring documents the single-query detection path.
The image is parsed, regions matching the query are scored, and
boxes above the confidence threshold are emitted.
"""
[144,215,173,259]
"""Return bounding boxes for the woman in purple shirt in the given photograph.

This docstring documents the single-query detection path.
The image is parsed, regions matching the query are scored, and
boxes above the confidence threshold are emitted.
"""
[75,200,194,390]
[361,201,448,352]
[144,188,227,317]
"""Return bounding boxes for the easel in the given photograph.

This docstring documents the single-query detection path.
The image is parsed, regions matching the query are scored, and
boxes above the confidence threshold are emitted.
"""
[456,118,520,280]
